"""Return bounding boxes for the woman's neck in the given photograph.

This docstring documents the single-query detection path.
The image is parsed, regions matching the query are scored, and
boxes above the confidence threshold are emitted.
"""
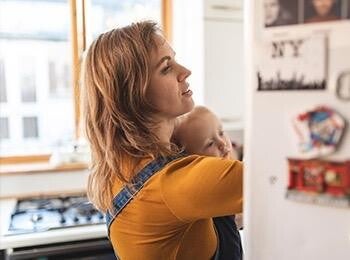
[154,118,176,145]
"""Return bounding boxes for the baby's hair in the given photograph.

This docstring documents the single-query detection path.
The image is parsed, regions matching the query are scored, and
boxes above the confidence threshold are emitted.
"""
[172,106,213,147]
[178,106,211,123]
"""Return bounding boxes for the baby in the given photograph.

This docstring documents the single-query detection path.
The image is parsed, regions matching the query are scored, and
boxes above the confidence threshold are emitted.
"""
[173,106,243,258]
[173,106,240,160]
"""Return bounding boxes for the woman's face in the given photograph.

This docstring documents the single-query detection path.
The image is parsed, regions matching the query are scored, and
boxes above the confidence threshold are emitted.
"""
[264,0,280,26]
[146,35,194,121]
[312,0,335,16]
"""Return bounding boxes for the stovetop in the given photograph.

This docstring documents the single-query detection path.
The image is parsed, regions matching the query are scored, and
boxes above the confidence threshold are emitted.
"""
[6,195,105,235]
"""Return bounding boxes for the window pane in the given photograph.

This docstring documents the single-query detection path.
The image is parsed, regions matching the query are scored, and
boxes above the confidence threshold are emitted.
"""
[20,58,36,102]
[48,60,71,98]
[23,116,38,138]
[88,0,161,38]
[0,59,6,103]
[0,117,9,139]
[0,0,74,156]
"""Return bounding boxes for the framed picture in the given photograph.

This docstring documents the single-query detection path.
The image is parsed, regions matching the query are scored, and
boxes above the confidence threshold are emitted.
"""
[263,0,350,28]
[264,0,298,27]
[304,0,342,23]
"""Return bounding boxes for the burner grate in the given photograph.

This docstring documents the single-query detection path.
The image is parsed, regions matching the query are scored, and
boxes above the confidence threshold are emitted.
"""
[6,195,105,235]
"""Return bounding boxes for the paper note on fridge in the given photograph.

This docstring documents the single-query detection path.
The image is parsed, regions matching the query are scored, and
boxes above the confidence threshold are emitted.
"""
[257,34,327,91]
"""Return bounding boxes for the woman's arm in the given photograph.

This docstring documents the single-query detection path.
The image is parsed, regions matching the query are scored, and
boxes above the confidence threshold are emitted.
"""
[160,155,243,222]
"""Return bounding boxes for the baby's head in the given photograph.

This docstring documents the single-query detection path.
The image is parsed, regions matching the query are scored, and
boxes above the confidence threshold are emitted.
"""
[173,106,235,159]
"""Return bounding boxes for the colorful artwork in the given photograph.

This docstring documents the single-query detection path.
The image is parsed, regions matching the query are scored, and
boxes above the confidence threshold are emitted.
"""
[293,105,346,158]
[286,158,350,207]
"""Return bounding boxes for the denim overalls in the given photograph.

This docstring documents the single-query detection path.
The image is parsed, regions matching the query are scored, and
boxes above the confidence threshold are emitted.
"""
[105,154,242,260]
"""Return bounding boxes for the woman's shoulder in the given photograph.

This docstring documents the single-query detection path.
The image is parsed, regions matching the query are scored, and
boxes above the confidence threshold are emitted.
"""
[112,155,242,195]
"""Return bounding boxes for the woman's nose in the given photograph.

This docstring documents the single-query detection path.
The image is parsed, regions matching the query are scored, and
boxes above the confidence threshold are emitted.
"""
[177,64,191,82]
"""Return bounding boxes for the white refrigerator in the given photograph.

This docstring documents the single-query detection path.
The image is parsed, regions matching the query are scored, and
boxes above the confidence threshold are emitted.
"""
[244,0,350,259]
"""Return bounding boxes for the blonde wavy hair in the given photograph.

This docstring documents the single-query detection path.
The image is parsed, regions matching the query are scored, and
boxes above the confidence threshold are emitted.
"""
[82,21,176,212]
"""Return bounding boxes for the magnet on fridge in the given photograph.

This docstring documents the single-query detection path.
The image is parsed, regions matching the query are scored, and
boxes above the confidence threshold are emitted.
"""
[286,158,350,208]
[336,71,350,101]
[293,105,346,158]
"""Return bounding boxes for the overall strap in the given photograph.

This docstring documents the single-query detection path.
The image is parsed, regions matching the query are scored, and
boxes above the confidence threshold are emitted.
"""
[105,153,185,236]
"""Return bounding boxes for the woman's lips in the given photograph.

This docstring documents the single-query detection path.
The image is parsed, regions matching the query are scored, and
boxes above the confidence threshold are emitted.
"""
[182,89,193,96]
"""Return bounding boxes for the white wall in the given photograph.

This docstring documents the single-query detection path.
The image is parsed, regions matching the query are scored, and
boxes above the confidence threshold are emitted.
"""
[172,0,204,105]
[203,0,244,122]
[172,0,245,144]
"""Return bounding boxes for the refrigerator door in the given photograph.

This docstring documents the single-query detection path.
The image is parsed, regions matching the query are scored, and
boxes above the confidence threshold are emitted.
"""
[244,1,350,260]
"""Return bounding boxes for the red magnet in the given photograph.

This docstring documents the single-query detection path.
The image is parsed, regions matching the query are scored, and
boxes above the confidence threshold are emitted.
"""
[286,158,350,207]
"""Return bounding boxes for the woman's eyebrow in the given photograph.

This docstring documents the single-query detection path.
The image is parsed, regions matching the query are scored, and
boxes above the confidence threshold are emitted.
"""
[156,49,176,66]
[156,56,171,68]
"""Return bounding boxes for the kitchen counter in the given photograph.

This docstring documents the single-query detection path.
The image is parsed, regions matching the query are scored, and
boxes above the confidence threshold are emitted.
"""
[0,199,107,250]
[1,199,245,253]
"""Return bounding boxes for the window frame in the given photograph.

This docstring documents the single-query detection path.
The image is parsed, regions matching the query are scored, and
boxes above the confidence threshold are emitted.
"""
[0,0,172,165]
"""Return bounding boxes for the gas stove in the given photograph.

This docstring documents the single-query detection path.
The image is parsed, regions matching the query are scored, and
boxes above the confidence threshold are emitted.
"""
[6,195,105,235]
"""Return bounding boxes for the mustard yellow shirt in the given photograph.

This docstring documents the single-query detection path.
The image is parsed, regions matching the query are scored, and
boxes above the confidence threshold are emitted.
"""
[109,155,243,260]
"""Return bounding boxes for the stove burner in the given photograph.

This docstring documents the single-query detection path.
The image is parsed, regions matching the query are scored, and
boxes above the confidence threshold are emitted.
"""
[7,195,105,235]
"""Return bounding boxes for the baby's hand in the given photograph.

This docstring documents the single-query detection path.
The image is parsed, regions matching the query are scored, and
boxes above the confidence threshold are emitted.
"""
[230,142,243,161]
[235,213,243,230]
[224,143,239,160]
[224,149,238,160]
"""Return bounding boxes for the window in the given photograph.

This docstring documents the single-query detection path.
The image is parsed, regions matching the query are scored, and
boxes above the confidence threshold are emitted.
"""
[0,60,6,103]
[0,0,73,156]
[48,60,71,98]
[23,116,39,139]
[86,0,161,38]
[20,58,37,103]
[0,0,170,161]
[0,117,9,139]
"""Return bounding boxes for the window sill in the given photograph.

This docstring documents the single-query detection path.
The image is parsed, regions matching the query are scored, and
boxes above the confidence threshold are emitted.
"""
[0,162,89,176]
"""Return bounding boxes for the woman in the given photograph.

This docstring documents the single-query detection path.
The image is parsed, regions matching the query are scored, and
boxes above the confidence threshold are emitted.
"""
[82,21,243,260]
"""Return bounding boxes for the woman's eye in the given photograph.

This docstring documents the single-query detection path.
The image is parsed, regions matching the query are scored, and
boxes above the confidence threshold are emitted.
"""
[161,65,172,74]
